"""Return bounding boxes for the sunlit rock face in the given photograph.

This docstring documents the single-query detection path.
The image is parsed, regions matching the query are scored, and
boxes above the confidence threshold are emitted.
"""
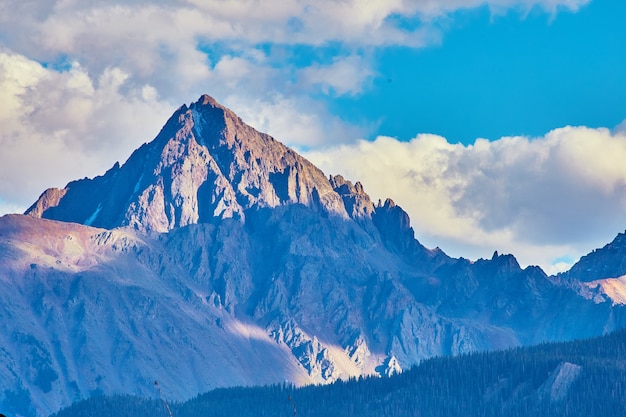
[556,231,626,305]
[26,94,348,232]
[4,95,626,416]
[537,362,583,403]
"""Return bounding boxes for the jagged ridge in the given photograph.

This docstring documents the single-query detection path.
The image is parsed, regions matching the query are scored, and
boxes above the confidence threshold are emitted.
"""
[26,95,349,232]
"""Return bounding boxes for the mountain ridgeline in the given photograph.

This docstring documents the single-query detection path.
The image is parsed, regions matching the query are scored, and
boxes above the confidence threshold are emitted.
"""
[2,94,626,416]
[26,94,353,231]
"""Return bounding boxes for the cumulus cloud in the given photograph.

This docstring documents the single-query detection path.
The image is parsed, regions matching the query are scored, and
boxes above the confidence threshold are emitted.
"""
[0,1,591,56]
[223,94,369,148]
[304,127,626,273]
[0,0,592,159]
[182,0,590,43]
[300,55,375,96]
[0,51,174,211]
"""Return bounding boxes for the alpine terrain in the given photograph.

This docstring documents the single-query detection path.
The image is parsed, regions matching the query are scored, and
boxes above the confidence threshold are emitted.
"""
[1,94,625,416]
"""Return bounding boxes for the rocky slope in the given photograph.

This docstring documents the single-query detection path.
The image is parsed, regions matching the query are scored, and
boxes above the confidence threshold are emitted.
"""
[553,231,626,306]
[560,231,626,282]
[25,95,348,232]
[3,95,625,416]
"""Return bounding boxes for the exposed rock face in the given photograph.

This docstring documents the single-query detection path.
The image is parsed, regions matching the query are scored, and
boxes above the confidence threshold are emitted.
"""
[24,188,68,219]
[5,94,626,416]
[0,215,313,416]
[538,362,583,403]
[584,275,626,305]
[329,174,375,221]
[556,231,626,305]
[269,320,340,382]
[561,231,626,282]
[378,355,402,377]
[26,94,347,232]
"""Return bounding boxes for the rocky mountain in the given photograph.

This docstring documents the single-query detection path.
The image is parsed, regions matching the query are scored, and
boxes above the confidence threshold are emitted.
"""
[2,95,626,416]
[555,231,626,305]
[561,231,626,283]
[25,94,348,232]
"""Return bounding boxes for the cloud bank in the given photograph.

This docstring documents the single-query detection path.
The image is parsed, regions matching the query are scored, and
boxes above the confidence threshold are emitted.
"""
[305,127,626,273]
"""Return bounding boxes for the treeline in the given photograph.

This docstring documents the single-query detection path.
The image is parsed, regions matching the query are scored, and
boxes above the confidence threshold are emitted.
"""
[51,329,626,417]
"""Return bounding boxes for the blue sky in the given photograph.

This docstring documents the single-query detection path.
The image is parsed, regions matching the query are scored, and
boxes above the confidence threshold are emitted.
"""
[1,0,625,273]
[341,1,626,143]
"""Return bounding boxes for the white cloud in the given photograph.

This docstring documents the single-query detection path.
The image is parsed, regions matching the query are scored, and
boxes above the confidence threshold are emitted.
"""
[0,0,591,68]
[300,55,375,96]
[184,0,589,43]
[548,260,575,276]
[304,127,626,272]
[0,0,592,151]
[223,94,368,148]
[0,51,174,212]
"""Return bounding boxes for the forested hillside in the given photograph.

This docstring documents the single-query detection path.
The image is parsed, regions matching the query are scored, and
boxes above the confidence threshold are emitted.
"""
[51,328,626,417]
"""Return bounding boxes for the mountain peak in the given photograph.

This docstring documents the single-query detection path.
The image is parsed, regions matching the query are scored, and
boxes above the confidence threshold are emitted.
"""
[26,94,350,232]
[197,93,222,107]
[560,230,626,282]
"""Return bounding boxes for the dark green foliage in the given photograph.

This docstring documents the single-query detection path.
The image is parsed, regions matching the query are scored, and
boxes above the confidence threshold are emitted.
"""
[51,329,626,417]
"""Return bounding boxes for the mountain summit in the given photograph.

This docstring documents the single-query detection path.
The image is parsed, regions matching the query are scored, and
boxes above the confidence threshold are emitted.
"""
[3,94,626,416]
[26,94,348,232]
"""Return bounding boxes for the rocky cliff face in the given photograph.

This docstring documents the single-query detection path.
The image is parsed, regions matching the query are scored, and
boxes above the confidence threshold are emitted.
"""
[5,94,626,416]
[555,231,626,306]
[26,95,347,232]
[560,231,626,282]
[0,215,315,417]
